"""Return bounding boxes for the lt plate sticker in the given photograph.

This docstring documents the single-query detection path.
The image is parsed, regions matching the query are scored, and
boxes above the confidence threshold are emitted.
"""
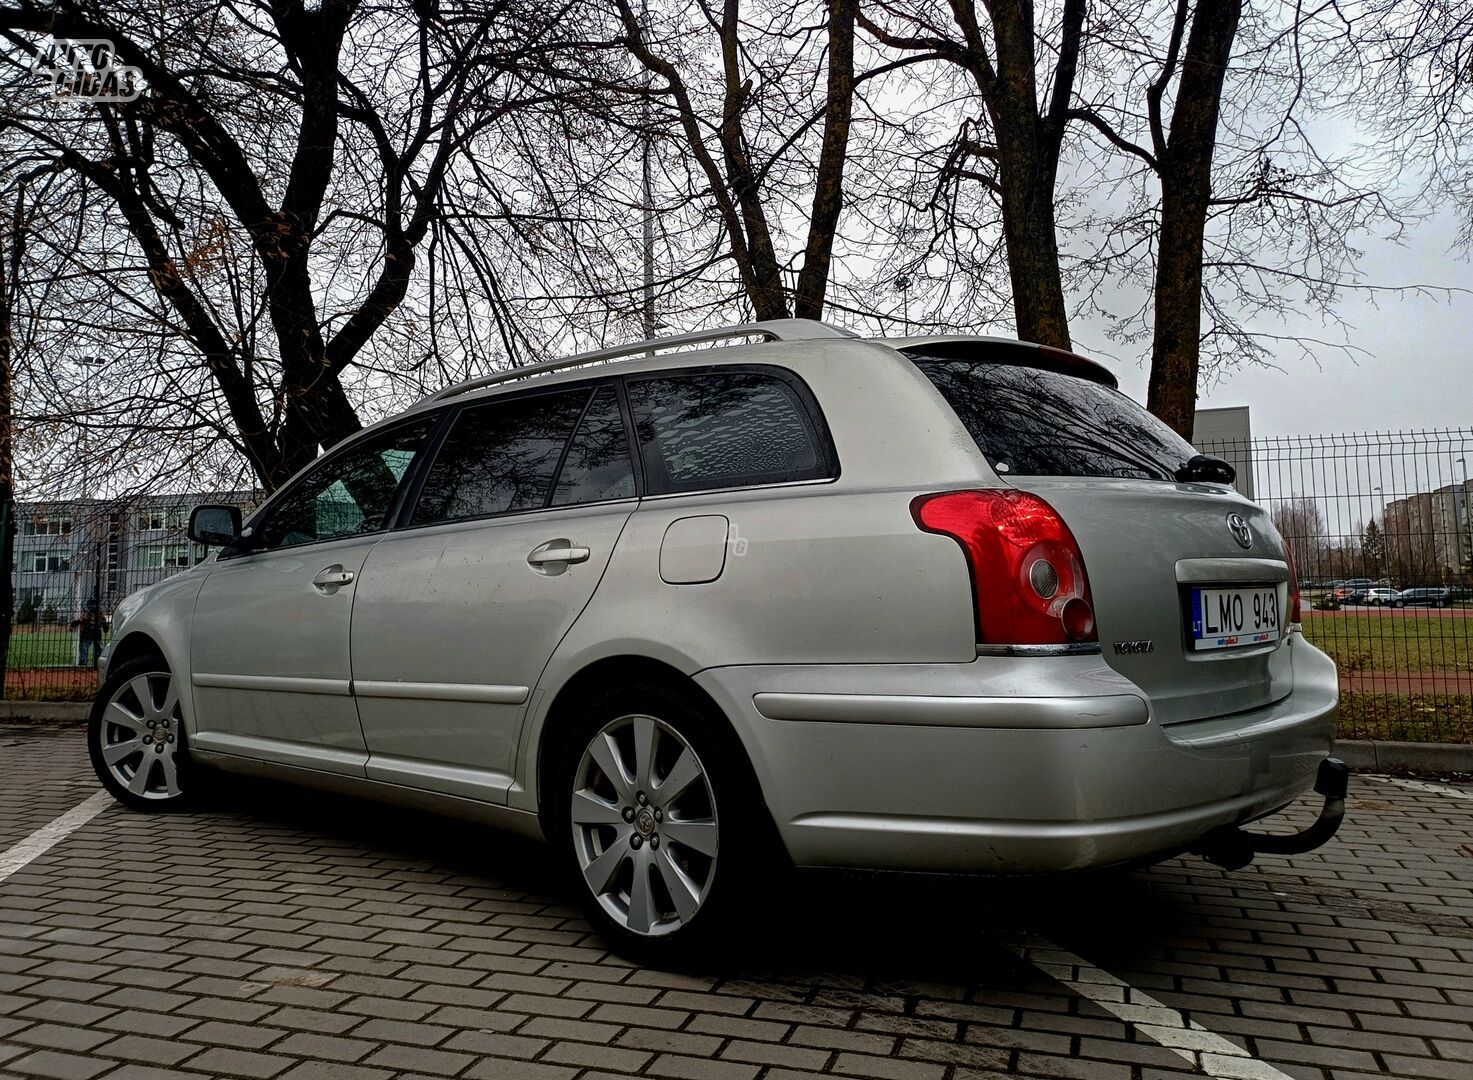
[1191,587,1280,651]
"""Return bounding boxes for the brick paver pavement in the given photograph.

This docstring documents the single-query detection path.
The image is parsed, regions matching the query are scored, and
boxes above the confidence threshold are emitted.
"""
[0,721,1469,1080]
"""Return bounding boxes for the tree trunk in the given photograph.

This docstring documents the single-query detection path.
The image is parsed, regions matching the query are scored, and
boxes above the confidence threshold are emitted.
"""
[952,0,1074,349]
[274,366,363,487]
[793,0,857,321]
[995,161,1071,348]
[717,0,789,320]
[1146,0,1242,436]
[1148,182,1210,436]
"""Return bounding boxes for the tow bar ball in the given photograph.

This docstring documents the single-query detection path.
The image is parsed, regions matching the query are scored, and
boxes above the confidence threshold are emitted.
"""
[1195,757,1350,871]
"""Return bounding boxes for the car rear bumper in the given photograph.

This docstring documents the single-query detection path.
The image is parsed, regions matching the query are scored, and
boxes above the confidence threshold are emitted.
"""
[694,632,1338,874]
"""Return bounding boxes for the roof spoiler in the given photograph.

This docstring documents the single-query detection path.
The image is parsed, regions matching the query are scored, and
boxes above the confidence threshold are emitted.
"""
[895,339,1119,389]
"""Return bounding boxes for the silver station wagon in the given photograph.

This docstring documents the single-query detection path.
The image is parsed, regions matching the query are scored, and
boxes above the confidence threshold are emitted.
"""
[91,319,1346,961]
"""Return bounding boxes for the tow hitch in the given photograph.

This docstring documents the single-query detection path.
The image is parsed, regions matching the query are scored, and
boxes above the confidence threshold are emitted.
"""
[1195,757,1349,870]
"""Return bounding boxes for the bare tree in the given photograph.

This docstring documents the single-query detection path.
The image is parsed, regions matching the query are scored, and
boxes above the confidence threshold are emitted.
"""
[1271,496,1327,577]
[1349,0,1473,244]
[605,0,863,321]
[0,0,585,490]
[857,0,1403,431]
[858,0,1083,348]
[1065,0,1398,434]
[1383,500,1441,585]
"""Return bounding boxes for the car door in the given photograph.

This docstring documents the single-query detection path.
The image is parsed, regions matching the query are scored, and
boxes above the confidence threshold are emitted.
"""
[350,382,639,802]
[189,416,439,775]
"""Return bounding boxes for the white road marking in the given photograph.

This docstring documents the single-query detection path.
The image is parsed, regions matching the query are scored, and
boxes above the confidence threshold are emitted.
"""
[0,790,114,885]
[1365,774,1473,801]
[1008,935,1298,1080]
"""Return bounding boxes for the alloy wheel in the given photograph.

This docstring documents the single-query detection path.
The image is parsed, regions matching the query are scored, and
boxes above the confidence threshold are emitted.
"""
[98,671,184,800]
[570,714,719,936]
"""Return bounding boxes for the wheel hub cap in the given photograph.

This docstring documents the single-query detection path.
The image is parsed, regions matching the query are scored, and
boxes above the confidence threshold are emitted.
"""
[98,671,184,801]
[570,714,719,937]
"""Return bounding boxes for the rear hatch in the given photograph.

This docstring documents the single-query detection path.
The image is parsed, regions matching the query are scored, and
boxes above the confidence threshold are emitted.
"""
[908,349,1293,725]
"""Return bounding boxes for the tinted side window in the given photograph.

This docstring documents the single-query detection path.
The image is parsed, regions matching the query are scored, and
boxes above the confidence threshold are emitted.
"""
[413,388,589,525]
[552,386,637,506]
[627,370,832,494]
[258,419,435,550]
[910,357,1195,481]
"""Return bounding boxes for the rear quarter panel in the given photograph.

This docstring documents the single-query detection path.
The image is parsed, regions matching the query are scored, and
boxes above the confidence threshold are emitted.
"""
[513,342,994,811]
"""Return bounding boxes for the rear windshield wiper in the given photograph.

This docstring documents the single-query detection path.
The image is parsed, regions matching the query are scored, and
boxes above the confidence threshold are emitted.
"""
[1175,454,1236,485]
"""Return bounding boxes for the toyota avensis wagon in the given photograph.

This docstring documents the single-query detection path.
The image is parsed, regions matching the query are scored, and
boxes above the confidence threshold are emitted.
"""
[90,319,1346,961]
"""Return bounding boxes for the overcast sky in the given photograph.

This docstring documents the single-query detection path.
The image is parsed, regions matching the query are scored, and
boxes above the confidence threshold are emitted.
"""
[1077,205,1472,439]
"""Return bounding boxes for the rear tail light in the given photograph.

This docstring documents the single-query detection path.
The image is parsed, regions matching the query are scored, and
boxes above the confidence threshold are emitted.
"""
[911,489,1097,646]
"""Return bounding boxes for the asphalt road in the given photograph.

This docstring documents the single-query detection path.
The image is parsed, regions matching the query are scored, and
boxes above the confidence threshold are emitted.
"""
[1,721,1470,1080]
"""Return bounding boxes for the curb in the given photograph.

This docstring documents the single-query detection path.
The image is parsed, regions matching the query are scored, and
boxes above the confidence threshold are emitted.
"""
[1334,739,1473,775]
[0,701,89,722]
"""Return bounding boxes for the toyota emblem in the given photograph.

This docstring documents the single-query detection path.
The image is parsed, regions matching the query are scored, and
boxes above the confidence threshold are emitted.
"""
[1226,512,1253,549]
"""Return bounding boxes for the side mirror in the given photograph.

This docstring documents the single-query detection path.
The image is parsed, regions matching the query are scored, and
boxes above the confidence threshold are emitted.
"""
[188,505,243,547]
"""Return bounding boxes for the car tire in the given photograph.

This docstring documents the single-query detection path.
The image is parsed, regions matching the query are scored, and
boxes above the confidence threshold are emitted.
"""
[1391,601,1403,609]
[1438,600,1451,609]
[549,680,764,966]
[88,654,200,813]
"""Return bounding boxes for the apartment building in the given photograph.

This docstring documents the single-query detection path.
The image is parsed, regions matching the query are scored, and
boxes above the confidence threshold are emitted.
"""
[1382,478,1473,584]
[10,491,257,622]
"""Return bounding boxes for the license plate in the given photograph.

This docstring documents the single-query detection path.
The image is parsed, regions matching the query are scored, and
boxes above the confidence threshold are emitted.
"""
[1190,587,1281,651]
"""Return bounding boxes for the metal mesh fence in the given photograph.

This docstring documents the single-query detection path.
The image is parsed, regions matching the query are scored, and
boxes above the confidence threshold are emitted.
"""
[3,493,256,701]
[4,433,1471,744]
[1199,429,1472,744]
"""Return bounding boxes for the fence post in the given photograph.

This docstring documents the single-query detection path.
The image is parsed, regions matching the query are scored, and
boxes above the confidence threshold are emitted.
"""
[0,491,11,700]
[0,214,12,700]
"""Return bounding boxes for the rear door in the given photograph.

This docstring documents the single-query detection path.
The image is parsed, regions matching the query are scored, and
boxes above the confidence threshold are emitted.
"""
[910,355,1293,725]
[349,382,639,803]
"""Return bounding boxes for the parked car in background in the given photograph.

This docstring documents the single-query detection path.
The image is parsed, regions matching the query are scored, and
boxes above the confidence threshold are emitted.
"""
[1333,579,1375,603]
[1358,588,1404,608]
[1399,587,1458,608]
[87,318,1345,962]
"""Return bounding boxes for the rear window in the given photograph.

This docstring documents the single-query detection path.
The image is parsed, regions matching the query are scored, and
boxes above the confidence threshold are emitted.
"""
[910,356,1196,481]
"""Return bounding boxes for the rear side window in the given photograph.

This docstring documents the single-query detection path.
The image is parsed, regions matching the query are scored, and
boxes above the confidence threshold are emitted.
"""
[627,368,834,494]
[552,386,637,505]
[412,388,589,524]
[910,357,1195,481]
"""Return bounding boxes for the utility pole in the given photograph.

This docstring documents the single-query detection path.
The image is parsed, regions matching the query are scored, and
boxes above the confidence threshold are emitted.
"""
[640,0,656,341]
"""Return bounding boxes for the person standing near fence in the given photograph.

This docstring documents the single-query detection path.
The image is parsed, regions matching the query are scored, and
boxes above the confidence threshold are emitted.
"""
[71,600,105,668]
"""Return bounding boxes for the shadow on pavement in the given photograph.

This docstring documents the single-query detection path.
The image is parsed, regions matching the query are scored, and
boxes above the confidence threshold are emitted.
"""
[200,769,1200,985]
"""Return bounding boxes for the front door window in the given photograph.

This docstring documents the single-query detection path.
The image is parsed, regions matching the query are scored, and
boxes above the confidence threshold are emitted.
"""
[256,420,436,550]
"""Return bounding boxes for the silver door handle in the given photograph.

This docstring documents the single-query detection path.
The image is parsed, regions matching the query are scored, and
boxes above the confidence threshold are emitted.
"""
[313,566,355,588]
[527,544,590,566]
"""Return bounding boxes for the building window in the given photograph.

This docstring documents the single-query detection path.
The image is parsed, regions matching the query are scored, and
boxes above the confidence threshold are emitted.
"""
[23,517,72,537]
[28,551,70,573]
[136,508,187,532]
[137,545,192,570]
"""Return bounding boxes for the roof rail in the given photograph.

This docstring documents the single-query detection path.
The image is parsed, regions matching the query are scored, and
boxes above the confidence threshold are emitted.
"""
[420,318,856,405]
